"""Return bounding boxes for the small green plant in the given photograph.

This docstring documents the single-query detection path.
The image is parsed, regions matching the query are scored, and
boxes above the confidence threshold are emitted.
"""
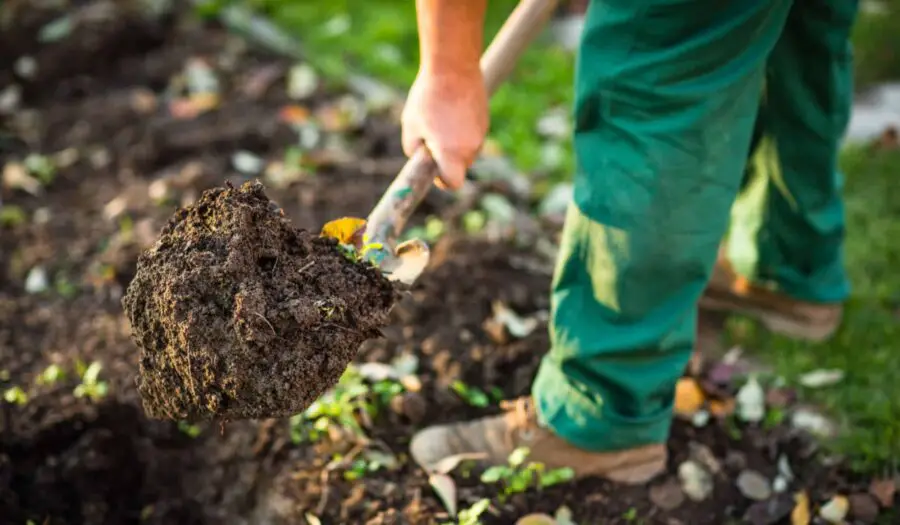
[454,498,491,525]
[3,386,28,405]
[451,380,490,408]
[0,205,27,227]
[622,506,644,524]
[178,421,202,438]
[480,447,575,500]
[289,365,404,444]
[24,153,56,184]
[73,361,108,401]
[36,363,66,385]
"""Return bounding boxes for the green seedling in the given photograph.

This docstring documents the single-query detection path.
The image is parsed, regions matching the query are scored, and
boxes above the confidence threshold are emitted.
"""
[480,447,574,500]
[622,507,644,524]
[53,273,78,299]
[24,153,57,184]
[73,361,108,402]
[178,421,202,438]
[448,498,491,525]
[451,380,490,408]
[3,386,28,405]
[289,365,405,445]
[36,363,66,385]
[0,205,26,227]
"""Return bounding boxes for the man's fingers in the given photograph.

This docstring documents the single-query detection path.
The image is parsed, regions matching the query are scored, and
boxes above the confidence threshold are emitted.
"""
[401,126,423,158]
[430,149,466,191]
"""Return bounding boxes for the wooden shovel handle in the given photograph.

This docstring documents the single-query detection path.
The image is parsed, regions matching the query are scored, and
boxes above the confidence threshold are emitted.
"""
[363,0,561,248]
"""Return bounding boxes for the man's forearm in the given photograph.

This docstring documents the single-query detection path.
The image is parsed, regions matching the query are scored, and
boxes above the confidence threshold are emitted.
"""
[415,0,487,75]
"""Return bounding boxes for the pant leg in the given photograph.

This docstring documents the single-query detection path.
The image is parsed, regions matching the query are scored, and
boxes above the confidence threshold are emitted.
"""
[532,0,793,452]
[751,0,858,303]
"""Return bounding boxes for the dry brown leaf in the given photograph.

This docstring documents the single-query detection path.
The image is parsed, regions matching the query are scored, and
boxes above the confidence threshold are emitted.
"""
[791,490,810,525]
[674,378,705,417]
[709,398,735,417]
[869,477,895,508]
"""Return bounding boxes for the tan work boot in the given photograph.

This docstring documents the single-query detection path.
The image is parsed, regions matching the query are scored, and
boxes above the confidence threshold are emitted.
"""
[699,256,843,342]
[409,397,667,485]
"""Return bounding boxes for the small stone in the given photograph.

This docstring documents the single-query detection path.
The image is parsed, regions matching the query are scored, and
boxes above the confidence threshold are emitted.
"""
[848,493,879,523]
[678,460,713,502]
[724,451,747,472]
[736,470,772,501]
[649,478,685,511]
[742,493,795,525]
[25,266,49,294]
[688,442,721,475]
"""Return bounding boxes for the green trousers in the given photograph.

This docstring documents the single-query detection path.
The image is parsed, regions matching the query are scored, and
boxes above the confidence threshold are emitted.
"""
[532,0,857,452]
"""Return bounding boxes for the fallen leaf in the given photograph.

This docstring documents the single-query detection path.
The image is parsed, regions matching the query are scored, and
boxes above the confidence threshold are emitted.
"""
[489,300,539,339]
[688,442,721,475]
[791,491,811,525]
[709,398,736,417]
[818,494,849,524]
[790,408,837,438]
[25,266,48,294]
[868,477,895,507]
[797,369,844,388]
[515,514,557,525]
[356,363,395,382]
[736,470,773,501]
[848,493,880,523]
[287,63,318,100]
[678,460,713,502]
[430,453,488,475]
[232,151,265,175]
[279,104,311,125]
[674,378,705,417]
[649,478,685,511]
[3,162,41,195]
[553,506,576,525]
[428,473,457,518]
[736,375,766,423]
[691,409,710,427]
[320,217,366,246]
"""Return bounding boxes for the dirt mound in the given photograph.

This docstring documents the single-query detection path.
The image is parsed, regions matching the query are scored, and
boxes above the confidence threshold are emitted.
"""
[122,181,399,421]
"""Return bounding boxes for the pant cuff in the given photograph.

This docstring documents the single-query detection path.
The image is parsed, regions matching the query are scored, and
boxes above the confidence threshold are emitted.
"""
[531,356,673,453]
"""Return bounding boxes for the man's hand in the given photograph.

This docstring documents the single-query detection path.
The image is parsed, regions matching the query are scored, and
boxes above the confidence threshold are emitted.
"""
[401,68,489,190]
[403,0,489,191]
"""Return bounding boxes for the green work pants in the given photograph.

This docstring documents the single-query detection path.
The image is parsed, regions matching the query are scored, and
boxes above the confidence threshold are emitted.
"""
[533,0,857,452]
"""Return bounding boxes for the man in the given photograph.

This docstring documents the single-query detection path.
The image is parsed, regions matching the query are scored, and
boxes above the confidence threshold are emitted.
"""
[402,0,856,483]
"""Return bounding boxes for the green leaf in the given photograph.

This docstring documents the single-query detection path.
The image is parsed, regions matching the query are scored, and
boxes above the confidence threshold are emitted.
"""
[480,465,510,484]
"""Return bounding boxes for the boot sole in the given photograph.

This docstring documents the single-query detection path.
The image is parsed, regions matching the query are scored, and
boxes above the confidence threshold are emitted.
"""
[698,293,840,343]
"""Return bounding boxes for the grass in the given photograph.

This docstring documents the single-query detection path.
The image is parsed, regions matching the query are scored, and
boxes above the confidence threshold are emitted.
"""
[196,1,900,473]
[725,145,900,474]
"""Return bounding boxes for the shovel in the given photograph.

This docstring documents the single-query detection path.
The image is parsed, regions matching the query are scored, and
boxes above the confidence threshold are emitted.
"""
[329,0,561,285]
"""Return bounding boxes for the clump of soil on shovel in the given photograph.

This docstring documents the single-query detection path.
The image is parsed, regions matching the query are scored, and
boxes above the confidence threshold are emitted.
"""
[122,181,399,421]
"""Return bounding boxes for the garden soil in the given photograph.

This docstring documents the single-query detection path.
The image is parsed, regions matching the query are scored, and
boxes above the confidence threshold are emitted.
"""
[0,3,886,525]
[122,181,398,421]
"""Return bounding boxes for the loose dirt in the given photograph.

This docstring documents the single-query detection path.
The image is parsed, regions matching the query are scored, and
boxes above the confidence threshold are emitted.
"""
[122,181,398,421]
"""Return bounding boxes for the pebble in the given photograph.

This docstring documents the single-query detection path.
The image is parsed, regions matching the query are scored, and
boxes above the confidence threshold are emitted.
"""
[736,470,772,501]
[649,478,685,511]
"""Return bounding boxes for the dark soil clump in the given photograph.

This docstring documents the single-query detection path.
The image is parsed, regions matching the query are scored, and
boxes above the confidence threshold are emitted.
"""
[122,181,399,421]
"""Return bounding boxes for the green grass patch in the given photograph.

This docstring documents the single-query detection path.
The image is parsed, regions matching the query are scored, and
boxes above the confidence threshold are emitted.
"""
[725,146,900,473]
